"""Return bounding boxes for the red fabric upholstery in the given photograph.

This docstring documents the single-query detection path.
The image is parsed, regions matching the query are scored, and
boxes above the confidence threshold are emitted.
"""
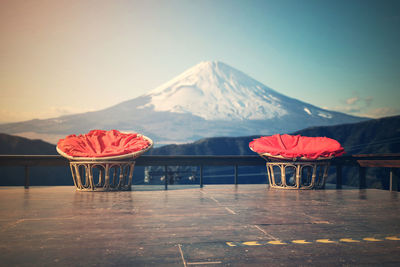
[249,134,344,159]
[57,130,151,158]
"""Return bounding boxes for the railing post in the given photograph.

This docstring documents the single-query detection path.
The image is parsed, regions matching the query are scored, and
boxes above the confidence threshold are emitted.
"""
[234,165,238,185]
[336,165,342,189]
[200,165,203,188]
[390,168,393,192]
[164,165,168,190]
[359,166,366,189]
[390,168,398,192]
[24,165,29,189]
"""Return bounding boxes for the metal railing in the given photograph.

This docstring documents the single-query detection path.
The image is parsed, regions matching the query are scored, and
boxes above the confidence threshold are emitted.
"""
[0,154,399,191]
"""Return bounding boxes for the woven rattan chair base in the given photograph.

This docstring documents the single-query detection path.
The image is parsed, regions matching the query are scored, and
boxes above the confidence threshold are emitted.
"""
[69,161,135,191]
[264,158,330,190]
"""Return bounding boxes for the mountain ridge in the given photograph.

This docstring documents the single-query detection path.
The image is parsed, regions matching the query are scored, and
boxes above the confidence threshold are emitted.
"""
[139,61,352,121]
[0,61,366,144]
[0,133,57,155]
[147,115,400,156]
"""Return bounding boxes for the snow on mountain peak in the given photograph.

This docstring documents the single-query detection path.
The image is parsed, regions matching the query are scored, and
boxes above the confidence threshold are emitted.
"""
[140,61,290,120]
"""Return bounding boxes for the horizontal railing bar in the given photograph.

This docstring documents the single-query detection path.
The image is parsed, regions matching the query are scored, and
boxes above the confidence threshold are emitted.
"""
[136,155,265,166]
[0,155,266,166]
[0,155,68,166]
[0,154,399,167]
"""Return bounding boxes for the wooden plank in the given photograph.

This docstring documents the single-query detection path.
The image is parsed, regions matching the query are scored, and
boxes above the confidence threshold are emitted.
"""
[357,160,400,168]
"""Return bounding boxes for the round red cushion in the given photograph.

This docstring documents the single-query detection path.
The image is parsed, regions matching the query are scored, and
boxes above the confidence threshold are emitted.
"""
[57,129,151,158]
[249,134,344,159]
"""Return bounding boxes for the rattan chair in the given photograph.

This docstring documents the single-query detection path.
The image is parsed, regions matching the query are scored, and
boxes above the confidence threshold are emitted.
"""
[57,130,153,191]
[250,134,344,190]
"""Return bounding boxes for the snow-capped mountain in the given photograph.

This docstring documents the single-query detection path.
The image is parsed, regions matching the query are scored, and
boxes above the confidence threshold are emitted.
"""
[140,61,331,121]
[0,61,366,144]
[141,61,288,120]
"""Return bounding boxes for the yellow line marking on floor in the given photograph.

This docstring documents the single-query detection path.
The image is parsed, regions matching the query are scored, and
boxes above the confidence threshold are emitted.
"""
[268,240,287,245]
[225,207,236,215]
[316,239,337,244]
[306,214,330,225]
[253,225,279,240]
[312,221,330,224]
[292,240,312,244]
[226,234,400,247]
[242,241,262,246]
[178,244,187,267]
[226,242,237,247]
[386,236,400,241]
[187,262,222,265]
[340,238,360,243]
[363,237,383,242]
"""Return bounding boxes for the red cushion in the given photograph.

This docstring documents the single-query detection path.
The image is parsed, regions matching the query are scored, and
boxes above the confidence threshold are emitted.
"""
[57,130,151,158]
[249,134,344,159]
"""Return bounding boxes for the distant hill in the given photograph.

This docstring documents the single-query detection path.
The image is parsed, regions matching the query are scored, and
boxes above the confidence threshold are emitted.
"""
[294,115,400,189]
[0,133,69,186]
[294,115,400,155]
[149,115,400,156]
[0,133,57,155]
[1,115,399,187]
[0,133,147,186]
[148,136,258,156]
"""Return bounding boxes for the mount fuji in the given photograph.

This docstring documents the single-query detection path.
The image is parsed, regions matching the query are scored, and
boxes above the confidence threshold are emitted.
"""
[141,61,289,121]
[0,61,366,144]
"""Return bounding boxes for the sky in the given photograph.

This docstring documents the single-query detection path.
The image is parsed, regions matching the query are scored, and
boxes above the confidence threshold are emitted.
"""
[1,0,399,123]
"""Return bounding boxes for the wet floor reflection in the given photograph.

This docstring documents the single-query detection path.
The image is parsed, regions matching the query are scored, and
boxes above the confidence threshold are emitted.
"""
[358,189,368,200]
[73,190,135,211]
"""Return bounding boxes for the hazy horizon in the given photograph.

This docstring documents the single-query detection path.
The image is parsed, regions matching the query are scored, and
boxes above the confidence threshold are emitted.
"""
[1,0,399,123]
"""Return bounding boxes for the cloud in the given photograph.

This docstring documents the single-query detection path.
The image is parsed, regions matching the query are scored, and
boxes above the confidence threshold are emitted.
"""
[327,105,362,115]
[363,107,400,118]
[346,97,359,105]
[47,106,94,117]
[328,95,372,116]
[344,94,373,108]
[0,110,30,123]
[328,102,400,119]
[327,94,384,118]
[364,96,373,107]
[0,106,94,123]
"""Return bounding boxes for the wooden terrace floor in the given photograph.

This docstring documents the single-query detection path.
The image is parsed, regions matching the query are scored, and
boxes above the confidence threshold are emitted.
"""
[1,185,400,266]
